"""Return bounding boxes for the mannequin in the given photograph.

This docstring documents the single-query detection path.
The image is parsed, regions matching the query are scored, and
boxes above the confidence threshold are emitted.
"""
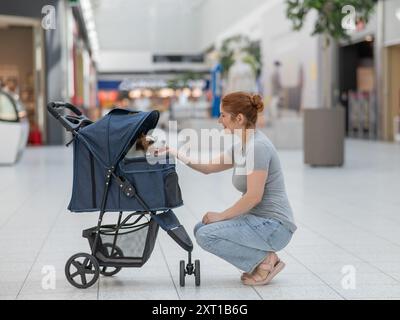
[226,50,257,93]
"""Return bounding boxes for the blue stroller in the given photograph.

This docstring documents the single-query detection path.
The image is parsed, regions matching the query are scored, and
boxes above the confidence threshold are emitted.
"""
[48,102,200,289]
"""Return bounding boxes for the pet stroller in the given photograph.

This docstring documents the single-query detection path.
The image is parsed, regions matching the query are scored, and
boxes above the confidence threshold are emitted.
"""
[48,102,200,289]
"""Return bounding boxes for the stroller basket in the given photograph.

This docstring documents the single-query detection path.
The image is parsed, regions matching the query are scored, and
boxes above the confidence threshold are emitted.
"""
[83,214,159,268]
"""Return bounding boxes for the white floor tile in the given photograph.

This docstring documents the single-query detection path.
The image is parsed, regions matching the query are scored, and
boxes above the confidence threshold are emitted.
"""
[17,292,98,300]
[99,288,179,300]
[255,285,344,300]
[1,139,400,299]
[177,287,261,300]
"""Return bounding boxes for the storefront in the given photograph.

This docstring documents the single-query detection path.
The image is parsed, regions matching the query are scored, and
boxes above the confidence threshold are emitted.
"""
[385,44,400,142]
[97,74,209,123]
[382,0,400,142]
[0,0,99,145]
[0,15,46,145]
[337,11,378,140]
[336,0,400,143]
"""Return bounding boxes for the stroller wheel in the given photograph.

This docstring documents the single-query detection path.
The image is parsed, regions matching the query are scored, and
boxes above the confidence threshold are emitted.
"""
[179,260,185,287]
[194,259,201,286]
[65,253,100,289]
[100,243,123,277]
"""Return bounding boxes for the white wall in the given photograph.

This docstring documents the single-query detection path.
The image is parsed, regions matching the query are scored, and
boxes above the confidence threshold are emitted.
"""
[384,0,400,46]
[198,0,320,108]
[96,0,321,100]
[93,0,202,53]
[97,0,274,72]
[260,1,320,109]
[199,0,269,49]
[95,0,203,72]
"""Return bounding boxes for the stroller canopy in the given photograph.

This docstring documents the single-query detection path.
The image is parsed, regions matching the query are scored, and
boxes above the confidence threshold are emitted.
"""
[67,107,182,213]
[78,109,160,167]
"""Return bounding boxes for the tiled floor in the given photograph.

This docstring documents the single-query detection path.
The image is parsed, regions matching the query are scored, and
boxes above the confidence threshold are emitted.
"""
[1,138,400,300]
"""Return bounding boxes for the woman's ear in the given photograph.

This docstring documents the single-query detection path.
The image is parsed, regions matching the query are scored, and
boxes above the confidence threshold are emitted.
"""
[236,113,245,126]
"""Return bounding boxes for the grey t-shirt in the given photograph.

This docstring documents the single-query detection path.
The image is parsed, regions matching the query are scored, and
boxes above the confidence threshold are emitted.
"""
[228,130,297,233]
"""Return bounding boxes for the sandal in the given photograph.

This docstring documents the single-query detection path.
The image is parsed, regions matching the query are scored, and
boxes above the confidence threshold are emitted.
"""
[242,259,285,286]
[240,252,278,282]
[241,261,275,282]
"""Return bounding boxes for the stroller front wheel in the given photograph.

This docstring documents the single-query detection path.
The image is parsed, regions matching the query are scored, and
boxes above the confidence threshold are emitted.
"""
[179,260,185,287]
[194,259,201,286]
[179,257,201,287]
[65,253,100,289]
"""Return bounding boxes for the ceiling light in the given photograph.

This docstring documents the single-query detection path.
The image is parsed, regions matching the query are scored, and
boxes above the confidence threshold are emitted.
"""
[80,0,99,62]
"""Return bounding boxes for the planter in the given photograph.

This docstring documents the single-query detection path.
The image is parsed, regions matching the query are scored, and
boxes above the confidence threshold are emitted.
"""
[303,107,345,166]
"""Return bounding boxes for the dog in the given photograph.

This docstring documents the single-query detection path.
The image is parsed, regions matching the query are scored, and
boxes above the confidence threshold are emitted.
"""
[126,133,166,158]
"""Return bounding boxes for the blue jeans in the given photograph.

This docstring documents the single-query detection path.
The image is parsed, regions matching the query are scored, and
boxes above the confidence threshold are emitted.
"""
[194,215,293,273]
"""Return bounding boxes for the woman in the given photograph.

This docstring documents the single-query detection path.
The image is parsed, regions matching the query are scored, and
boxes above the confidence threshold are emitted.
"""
[165,91,296,285]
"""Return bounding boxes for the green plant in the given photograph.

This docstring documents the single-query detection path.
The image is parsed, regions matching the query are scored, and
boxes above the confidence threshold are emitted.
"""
[286,0,375,41]
[219,35,262,77]
[285,0,375,108]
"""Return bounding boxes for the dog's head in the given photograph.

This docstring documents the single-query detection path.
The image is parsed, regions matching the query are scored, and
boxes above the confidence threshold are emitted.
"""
[135,133,156,152]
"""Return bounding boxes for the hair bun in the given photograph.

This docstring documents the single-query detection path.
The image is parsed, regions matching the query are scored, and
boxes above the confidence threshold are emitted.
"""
[250,94,264,112]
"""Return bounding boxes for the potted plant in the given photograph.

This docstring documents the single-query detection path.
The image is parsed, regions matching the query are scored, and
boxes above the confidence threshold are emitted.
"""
[285,0,375,166]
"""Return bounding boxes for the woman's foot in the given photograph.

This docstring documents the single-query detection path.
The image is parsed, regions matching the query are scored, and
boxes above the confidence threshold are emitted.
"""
[241,253,279,281]
[240,272,252,281]
[241,252,285,286]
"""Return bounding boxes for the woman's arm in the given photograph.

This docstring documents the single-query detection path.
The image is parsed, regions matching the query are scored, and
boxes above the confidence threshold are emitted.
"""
[203,170,268,224]
[168,147,233,175]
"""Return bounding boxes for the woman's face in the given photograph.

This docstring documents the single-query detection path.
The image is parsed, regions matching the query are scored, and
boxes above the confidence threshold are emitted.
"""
[218,105,245,134]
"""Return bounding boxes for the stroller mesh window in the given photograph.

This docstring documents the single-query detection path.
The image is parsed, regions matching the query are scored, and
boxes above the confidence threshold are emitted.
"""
[100,222,150,258]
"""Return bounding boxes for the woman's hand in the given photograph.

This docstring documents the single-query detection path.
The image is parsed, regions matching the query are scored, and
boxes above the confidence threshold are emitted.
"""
[202,211,226,224]
[153,145,177,157]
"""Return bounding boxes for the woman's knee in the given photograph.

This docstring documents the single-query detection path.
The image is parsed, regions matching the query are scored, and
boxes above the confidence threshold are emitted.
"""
[195,226,214,249]
[193,222,205,237]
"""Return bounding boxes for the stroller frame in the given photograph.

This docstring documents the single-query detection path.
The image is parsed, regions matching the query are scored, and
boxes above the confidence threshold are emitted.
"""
[48,102,200,289]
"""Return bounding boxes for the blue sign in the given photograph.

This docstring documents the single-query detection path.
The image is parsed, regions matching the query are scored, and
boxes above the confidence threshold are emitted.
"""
[211,63,222,118]
[97,80,121,91]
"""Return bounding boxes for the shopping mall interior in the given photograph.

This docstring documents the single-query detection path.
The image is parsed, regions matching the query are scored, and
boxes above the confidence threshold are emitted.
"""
[0,0,400,301]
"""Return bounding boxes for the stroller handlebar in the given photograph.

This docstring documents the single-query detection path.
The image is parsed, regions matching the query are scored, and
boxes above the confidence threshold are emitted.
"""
[47,101,92,133]
[48,102,82,116]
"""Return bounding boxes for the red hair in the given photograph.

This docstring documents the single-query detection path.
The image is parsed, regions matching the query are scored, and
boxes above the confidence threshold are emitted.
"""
[221,91,264,128]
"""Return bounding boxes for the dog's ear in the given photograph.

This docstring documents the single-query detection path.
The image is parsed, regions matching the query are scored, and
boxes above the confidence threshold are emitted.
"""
[135,134,147,151]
